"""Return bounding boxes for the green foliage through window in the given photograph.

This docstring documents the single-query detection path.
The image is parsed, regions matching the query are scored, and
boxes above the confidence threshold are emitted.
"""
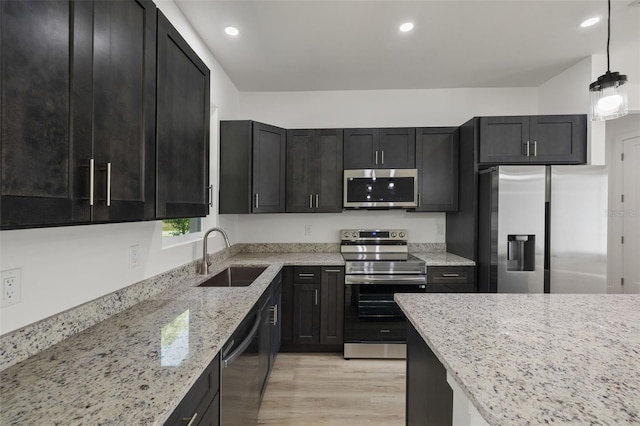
[162,218,202,238]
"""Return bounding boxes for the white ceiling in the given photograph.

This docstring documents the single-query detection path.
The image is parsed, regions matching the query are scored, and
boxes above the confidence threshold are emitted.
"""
[174,0,640,92]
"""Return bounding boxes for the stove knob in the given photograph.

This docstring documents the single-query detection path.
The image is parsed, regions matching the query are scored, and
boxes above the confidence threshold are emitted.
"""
[399,232,406,238]
[391,232,397,238]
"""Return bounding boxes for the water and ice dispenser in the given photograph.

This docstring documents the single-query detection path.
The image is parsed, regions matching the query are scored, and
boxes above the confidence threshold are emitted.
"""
[507,235,535,271]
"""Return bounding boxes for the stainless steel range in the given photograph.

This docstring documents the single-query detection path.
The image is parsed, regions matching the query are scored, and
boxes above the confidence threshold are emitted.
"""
[341,229,426,359]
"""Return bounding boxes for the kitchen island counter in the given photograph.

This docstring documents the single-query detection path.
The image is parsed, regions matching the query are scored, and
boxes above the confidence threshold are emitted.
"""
[396,293,640,425]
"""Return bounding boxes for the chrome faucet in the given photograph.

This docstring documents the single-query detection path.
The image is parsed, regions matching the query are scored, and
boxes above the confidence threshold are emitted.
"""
[201,227,231,275]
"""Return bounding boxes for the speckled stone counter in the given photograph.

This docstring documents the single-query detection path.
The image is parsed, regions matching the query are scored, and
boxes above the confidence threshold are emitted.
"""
[412,252,475,266]
[395,293,640,425]
[0,249,469,424]
[0,252,343,425]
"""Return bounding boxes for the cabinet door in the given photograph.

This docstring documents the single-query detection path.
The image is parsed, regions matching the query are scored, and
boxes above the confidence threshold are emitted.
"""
[479,116,529,164]
[292,283,320,345]
[156,11,210,219]
[379,128,416,168]
[252,122,286,213]
[343,128,378,169]
[320,268,344,345]
[314,129,343,212]
[529,115,586,164]
[415,128,459,211]
[1,0,92,229]
[92,0,156,222]
[286,129,314,213]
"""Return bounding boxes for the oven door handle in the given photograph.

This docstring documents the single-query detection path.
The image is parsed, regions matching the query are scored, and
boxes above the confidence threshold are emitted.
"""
[345,275,427,285]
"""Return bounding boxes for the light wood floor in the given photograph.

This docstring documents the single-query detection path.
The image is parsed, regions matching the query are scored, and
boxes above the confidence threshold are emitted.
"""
[258,353,406,426]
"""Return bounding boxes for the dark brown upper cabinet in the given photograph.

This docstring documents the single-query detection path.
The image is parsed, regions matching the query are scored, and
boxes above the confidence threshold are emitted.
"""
[156,11,210,219]
[414,128,459,212]
[343,128,416,169]
[286,129,343,213]
[219,121,286,214]
[478,115,586,165]
[1,0,156,229]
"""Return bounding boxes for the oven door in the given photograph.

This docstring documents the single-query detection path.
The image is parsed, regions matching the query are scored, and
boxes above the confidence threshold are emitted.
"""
[344,275,427,343]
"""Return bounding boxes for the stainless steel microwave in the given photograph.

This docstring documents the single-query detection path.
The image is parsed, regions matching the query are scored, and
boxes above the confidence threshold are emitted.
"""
[343,169,418,209]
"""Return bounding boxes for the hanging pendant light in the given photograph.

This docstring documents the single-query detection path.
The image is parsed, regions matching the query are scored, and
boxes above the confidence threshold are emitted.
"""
[589,0,628,121]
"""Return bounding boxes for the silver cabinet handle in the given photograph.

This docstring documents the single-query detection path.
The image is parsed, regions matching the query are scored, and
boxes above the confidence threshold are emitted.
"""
[182,413,198,426]
[309,194,313,209]
[314,288,319,305]
[442,273,460,277]
[375,150,378,165]
[106,162,111,207]
[526,141,530,157]
[271,305,278,325]
[315,194,319,208]
[324,269,341,273]
[208,185,213,207]
[381,150,384,165]
[254,193,259,209]
[298,273,315,279]
[89,159,95,206]
[533,141,537,157]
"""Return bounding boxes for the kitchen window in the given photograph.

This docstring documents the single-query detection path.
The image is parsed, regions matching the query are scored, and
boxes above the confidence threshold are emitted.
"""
[161,218,203,246]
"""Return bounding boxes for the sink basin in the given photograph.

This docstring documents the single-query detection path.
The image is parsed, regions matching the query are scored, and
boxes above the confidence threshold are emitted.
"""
[198,266,267,287]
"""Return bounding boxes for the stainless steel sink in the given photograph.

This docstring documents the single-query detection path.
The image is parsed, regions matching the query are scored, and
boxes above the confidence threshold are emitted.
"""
[198,266,267,287]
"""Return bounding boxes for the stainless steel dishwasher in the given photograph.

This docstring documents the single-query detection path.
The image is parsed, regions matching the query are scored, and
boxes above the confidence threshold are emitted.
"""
[220,307,261,425]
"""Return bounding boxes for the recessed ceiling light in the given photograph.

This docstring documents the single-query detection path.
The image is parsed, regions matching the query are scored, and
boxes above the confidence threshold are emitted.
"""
[399,22,414,32]
[580,17,600,28]
[225,26,239,36]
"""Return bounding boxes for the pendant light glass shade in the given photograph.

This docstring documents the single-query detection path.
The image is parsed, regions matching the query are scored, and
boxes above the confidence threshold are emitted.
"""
[588,0,629,121]
[589,71,628,121]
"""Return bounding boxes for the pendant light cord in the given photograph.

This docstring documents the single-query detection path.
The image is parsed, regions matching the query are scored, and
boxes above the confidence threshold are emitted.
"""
[607,0,611,72]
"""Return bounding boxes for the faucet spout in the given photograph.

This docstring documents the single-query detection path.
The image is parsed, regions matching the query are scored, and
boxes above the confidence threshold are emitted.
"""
[201,227,231,275]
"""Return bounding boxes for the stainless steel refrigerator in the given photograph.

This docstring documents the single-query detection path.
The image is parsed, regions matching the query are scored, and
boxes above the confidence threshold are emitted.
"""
[477,165,608,294]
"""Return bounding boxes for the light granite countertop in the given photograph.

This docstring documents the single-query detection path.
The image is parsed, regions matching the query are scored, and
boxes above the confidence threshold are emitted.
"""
[395,293,640,425]
[0,250,472,425]
[412,252,475,266]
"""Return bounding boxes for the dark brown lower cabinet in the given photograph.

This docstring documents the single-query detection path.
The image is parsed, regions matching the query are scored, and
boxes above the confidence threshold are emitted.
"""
[165,353,220,426]
[406,322,452,426]
[282,266,344,352]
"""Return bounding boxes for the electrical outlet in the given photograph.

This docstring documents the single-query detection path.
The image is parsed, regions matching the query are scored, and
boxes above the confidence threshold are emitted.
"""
[437,224,445,236]
[129,245,140,268]
[304,224,312,236]
[1,268,22,308]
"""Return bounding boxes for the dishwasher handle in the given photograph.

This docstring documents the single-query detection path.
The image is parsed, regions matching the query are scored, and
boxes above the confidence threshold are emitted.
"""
[222,311,261,369]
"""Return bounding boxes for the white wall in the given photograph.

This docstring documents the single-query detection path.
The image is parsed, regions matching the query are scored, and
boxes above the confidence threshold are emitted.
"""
[0,1,240,335]
[226,211,446,244]
[239,87,538,129]
[231,87,538,243]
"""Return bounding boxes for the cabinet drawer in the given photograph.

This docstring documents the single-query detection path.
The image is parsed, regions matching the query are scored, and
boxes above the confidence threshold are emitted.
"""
[427,266,474,284]
[293,266,321,283]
